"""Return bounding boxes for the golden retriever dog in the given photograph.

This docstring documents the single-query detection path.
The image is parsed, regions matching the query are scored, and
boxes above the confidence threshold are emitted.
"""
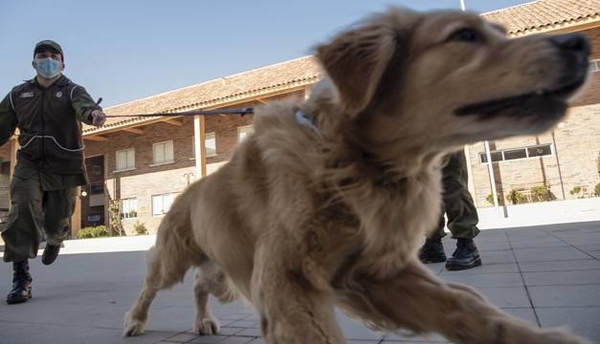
[123,7,591,344]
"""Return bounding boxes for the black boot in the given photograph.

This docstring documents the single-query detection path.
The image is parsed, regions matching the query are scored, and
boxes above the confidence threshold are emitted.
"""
[7,260,32,304]
[445,238,482,271]
[42,243,61,265]
[418,237,447,264]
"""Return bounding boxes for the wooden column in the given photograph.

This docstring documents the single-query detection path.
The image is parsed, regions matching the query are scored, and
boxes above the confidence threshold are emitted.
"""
[71,187,82,238]
[194,115,207,178]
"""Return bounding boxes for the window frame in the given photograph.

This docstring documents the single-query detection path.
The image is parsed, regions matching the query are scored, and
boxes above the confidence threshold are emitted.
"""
[151,193,178,217]
[479,144,553,164]
[237,125,254,142]
[115,148,135,171]
[152,140,175,166]
[120,197,138,219]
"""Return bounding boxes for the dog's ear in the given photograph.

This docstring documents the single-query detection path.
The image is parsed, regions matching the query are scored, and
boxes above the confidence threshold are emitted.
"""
[315,21,398,115]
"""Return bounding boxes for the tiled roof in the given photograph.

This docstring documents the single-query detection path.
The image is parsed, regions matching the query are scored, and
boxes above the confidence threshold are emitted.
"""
[85,0,600,135]
[84,56,320,134]
[482,0,600,35]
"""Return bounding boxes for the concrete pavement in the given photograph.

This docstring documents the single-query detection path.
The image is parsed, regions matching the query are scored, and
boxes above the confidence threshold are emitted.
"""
[0,220,599,343]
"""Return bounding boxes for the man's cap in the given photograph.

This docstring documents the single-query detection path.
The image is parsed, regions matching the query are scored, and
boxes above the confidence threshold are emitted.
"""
[34,40,64,61]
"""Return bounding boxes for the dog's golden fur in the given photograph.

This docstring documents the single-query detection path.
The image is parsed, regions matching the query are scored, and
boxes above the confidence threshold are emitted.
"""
[124,8,590,343]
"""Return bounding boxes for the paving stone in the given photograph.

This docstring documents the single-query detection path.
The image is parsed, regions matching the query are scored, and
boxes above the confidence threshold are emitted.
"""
[518,259,600,272]
[475,286,532,308]
[528,285,600,307]
[509,238,570,249]
[438,272,524,288]
[523,269,600,286]
[1,223,600,343]
[438,262,518,275]
[479,249,517,264]
[536,307,600,343]
[513,247,590,262]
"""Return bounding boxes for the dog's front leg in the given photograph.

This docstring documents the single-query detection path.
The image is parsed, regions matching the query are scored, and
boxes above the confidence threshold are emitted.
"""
[350,261,588,344]
[251,244,345,344]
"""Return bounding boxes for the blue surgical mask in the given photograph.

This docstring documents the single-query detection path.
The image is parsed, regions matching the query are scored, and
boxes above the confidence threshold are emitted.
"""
[34,57,62,78]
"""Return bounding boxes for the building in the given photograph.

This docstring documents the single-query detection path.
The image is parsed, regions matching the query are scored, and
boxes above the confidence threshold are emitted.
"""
[1,0,599,236]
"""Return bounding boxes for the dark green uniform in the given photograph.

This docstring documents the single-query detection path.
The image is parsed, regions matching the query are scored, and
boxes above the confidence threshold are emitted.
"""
[0,75,100,262]
[430,151,480,240]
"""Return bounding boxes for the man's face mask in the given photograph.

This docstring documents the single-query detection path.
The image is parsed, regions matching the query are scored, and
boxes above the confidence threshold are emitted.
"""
[34,57,62,79]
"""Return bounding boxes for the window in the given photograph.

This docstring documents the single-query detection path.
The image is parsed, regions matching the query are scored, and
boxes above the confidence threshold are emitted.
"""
[205,132,217,157]
[120,198,138,219]
[503,149,527,160]
[89,181,104,195]
[151,193,177,216]
[237,125,254,142]
[116,148,135,170]
[589,58,600,73]
[479,144,553,163]
[527,145,552,157]
[153,140,174,164]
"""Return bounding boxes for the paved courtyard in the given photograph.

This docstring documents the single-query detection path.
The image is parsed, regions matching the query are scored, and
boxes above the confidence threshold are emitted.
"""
[0,220,599,344]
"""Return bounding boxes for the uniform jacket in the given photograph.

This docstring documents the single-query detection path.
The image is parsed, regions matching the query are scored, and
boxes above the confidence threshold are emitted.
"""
[0,75,100,178]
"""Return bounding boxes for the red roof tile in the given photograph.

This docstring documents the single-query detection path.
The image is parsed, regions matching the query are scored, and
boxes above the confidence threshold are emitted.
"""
[85,0,600,135]
[482,0,600,35]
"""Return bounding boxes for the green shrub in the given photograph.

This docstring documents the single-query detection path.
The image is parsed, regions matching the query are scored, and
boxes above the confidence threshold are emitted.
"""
[77,225,108,239]
[570,186,584,199]
[570,186,582,195]
[595,182,600,197]
[133,220,148,235]
[506,189,525,205]
[486,193,501,205]
[530,185,549,202]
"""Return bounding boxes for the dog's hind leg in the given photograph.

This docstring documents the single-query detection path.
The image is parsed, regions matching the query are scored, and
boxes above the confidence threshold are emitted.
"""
[193,262,237,335]
[123,241,196,337]
[339,260,588,344]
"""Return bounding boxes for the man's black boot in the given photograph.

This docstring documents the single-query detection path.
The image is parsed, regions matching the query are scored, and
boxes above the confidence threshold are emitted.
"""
[42,243,61,265]
[445,238,482,271]
[7,260,32,304]
[418,237,447,264]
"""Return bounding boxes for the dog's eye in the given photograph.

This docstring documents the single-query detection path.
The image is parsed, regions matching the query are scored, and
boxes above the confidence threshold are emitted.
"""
[448,28,480,43]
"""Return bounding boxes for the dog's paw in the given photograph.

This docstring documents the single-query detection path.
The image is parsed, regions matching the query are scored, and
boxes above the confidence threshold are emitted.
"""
[123,314,146,337]
[194,317,220,335]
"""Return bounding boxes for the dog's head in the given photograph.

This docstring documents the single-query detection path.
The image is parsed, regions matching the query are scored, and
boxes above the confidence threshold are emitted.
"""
[312,7,590,157]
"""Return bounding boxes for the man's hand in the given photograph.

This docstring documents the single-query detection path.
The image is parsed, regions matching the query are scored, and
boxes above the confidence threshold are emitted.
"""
[91,109,106,127]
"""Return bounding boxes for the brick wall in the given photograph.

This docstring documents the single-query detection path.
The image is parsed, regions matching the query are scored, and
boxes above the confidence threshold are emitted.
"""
[85,110,256,234]
[571,27,600,107]
[467,27,600,207]
[469,103,600,206]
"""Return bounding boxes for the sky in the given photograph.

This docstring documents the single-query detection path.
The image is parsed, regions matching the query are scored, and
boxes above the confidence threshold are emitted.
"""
[1,0,532,108]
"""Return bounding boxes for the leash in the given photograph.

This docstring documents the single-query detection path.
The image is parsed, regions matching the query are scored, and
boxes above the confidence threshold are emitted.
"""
[106,108,254,118]
[95,97,254,117]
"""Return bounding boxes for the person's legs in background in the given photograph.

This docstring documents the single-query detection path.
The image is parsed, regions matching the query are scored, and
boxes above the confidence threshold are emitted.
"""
[419,151,482,270]
[1,174,44,304]
[418,211,448,263]
[41,187,77,265]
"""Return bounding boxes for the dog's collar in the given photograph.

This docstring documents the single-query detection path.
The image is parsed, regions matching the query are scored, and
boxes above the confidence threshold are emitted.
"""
[295,109,321,137]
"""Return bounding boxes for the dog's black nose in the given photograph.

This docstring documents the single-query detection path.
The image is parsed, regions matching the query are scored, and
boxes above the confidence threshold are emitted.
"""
[549,33,591,56]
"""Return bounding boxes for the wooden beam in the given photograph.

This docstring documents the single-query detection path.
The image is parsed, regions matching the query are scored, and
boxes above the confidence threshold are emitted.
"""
[84,135,109,142]
[164,118,183,126]
[124,127,144,134]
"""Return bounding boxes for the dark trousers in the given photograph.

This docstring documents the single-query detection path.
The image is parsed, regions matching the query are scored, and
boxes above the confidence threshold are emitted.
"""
[430,151,480,240]
[1,174,76,262]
